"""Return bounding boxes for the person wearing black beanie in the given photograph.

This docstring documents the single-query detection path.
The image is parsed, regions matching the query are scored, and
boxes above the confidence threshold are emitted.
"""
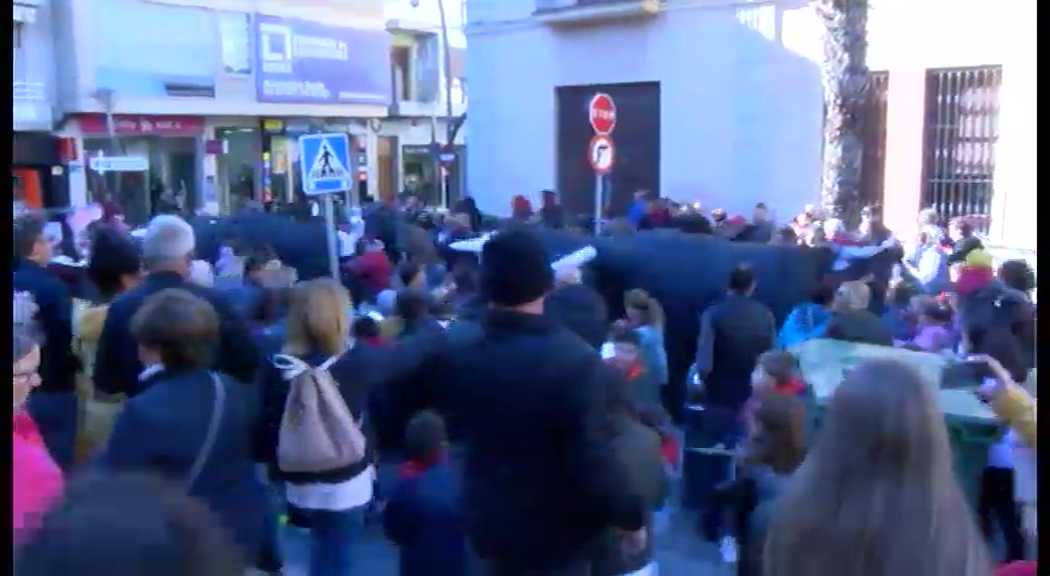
[377,226,648,574]
[480,227,555,307]
[87,227,143,302]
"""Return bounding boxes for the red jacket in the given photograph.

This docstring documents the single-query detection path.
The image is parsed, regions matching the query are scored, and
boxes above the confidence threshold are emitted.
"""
[350,251,393,293]
[13,411,64,539]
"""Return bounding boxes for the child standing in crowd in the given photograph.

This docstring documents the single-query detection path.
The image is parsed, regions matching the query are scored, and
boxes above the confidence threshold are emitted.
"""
[751,351,808,399]
[592,386,669,576]
[608,327,662,411]
[383,410,466,576]
[903,299,954,353]
[623,289,669,391]
[881,280,917,342]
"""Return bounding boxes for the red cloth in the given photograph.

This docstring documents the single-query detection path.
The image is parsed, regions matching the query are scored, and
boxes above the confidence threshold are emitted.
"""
[13,411,64,539]
[771,377,807,396]
[511,195,533,220]
[398,454,447,480]
[955,266,995,296]
[830,233,867,247]
[995,561,1037,576]
[660,436,680,468]
[358,335,389,348]
[350,251,393,292]
[741,378,808,426]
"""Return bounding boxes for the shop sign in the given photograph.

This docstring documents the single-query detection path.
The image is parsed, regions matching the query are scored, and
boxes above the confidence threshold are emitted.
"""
[77,114,205,136]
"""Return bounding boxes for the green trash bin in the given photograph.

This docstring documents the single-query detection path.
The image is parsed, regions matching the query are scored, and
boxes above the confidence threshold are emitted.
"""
[938,389,1001,509]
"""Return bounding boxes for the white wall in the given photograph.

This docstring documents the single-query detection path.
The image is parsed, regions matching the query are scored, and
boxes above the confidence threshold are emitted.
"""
[866,0,1036,247]
[465,0,823,218]
[14,1,59,130]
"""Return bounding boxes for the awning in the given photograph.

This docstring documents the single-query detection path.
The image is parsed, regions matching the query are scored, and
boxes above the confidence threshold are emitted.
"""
[14,2,39,24]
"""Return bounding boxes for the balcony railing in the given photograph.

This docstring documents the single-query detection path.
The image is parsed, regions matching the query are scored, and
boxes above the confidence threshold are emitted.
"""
[13,80,51,128]
[533,0,661,25]
[14,0,42,24]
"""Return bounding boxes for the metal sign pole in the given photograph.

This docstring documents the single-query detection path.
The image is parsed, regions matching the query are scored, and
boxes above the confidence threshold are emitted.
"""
[593,174,603,236]
[324,193,340,280]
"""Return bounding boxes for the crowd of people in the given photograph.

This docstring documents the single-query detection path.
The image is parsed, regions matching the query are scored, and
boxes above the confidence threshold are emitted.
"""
[11,191,1037,576]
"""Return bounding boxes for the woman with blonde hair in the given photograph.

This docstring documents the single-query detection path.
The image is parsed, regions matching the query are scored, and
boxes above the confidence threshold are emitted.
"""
[255,278,390,576]
[763,359,993,576]
[824,281,894,346]
[623,289,669,389]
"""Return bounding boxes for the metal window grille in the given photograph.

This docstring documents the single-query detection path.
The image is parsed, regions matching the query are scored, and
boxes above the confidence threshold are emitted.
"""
[921,65,1003,234]
[858,71,890,208]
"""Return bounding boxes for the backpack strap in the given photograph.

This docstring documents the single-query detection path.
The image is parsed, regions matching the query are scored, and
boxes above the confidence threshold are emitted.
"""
[272,354,313,381]
[318,354,340,371]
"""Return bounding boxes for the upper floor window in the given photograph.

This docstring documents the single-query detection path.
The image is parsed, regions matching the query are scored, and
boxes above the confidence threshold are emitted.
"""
[219,11,251,74]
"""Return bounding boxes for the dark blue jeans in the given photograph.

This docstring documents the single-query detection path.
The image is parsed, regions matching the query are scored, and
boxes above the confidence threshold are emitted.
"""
[307,505,366,576]
[27,391,78,471]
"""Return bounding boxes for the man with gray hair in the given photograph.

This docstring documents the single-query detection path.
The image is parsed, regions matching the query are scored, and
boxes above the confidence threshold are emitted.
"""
[93,215,258,397]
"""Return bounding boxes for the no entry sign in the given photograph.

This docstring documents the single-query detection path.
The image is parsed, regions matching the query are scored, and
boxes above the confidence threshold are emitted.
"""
[588,134,615,174]
[588,93,617,135]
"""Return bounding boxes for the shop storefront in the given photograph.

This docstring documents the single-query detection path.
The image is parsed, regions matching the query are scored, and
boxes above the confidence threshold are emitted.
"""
[13,132,69,214]
[401,143,466,208]
[214,126,262,214]
[260,118,368,211]
[78,114,205,224]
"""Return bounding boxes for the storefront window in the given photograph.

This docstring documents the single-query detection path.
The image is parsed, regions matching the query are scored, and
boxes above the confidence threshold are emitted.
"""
[216,127,259,212]
[83,137,200,225]
[219,12,251,74]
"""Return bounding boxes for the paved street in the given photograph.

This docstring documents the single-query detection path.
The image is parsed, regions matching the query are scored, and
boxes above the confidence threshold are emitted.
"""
[278,500,730,575]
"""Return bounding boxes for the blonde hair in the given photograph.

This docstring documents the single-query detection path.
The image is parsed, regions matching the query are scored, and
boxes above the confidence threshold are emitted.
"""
[283,278,351,357]
[624,289,664,327]
[763,359,992,576]
[833,281,871,312]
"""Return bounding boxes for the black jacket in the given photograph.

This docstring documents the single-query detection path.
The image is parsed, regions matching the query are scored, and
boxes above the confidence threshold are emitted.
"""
[695,293,777,409]
[825,309,894,347]
[947,235,983,265]
[13,259,77,394]
[93,271,259,397]
[255,347,389,484]
[379,310,646,570]
[101,368,272,561]
[545,283,610,350]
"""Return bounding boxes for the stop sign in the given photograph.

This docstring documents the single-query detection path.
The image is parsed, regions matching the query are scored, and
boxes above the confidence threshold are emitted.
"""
[588,93,617,135]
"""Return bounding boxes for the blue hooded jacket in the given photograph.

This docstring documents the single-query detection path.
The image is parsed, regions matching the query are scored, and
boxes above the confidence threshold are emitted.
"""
[778,303,831,349]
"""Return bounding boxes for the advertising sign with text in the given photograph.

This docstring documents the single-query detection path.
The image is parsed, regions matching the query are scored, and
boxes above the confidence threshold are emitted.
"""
[254,15,391,105]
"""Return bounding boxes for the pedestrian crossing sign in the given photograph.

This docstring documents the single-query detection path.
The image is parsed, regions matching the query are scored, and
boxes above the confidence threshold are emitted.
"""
[298,132,352,196]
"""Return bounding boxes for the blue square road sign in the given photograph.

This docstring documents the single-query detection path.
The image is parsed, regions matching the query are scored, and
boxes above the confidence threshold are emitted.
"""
[298,132,352,196]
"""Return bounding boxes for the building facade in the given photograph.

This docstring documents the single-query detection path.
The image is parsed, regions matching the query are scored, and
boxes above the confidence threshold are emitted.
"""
[14,0,68,212]
[382,0,468,207]
[464,0,824,219]
[864,0,1036,248]
[31,0,392,220]
[465,0,1036,249]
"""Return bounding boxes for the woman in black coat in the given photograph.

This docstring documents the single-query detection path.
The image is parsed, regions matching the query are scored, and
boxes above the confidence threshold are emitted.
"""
[101,288,279,573]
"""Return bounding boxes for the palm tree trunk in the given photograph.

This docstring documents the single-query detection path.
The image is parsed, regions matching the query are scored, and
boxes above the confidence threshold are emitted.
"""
[818,0,871,229]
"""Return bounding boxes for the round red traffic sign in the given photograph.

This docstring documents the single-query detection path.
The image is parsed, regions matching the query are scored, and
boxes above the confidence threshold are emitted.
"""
[588,93,617,135]
[588,134,615,174]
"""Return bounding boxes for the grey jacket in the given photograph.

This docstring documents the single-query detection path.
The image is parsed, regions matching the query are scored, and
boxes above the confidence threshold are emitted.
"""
[592,414,669,576]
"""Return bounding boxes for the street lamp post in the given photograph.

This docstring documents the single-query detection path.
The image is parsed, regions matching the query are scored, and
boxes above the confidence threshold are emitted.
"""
[411,0,456,208]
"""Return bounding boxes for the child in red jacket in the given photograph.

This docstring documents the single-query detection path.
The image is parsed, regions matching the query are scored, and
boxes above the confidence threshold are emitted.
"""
[745,351,808,431]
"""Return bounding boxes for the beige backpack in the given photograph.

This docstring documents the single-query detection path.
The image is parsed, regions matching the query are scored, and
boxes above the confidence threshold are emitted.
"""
[273,353,366,473]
